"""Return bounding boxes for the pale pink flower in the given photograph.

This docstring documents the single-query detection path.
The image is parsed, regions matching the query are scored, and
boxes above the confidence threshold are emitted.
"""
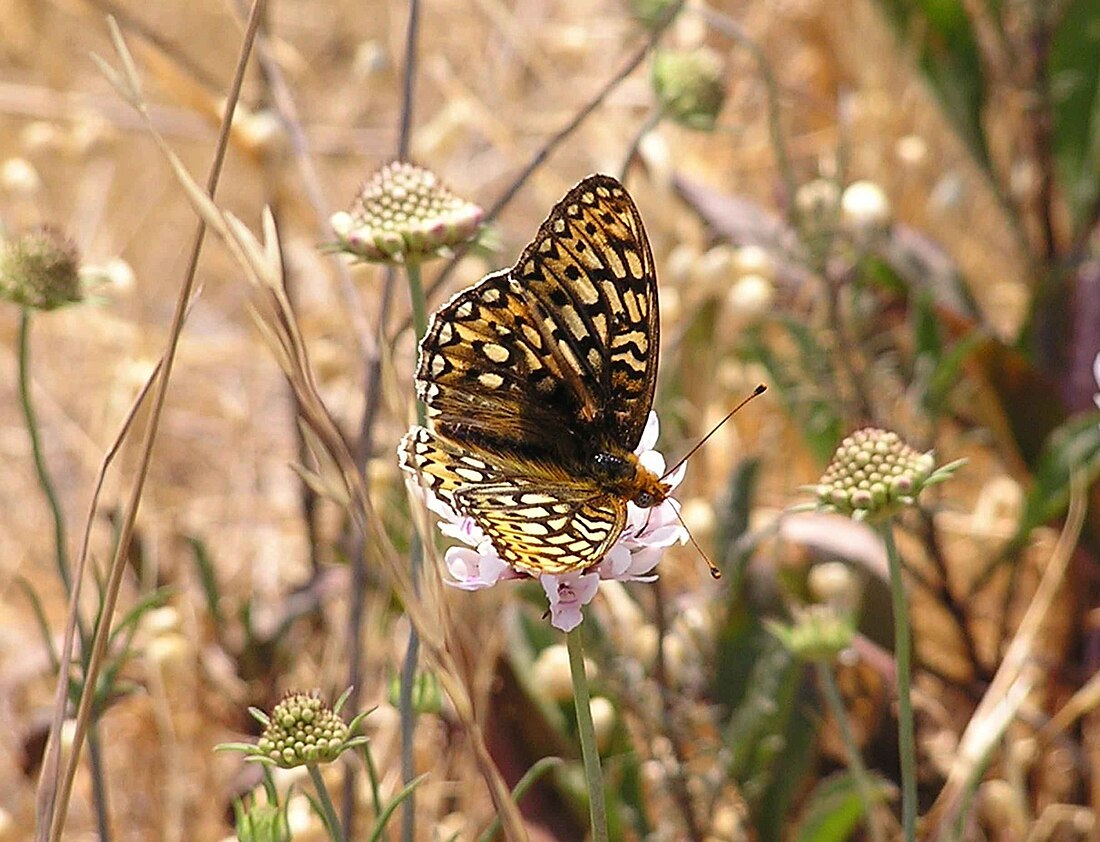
[406,411,688,631]
[1094,352,1100,411]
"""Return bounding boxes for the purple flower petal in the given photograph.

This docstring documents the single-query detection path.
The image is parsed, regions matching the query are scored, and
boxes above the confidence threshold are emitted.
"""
[541,571,600,632]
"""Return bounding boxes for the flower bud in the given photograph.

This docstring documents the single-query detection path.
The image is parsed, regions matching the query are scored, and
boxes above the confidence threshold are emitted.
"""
[532,644,575,703]
[1,157,41,196]
[812,427,960,522]
[331,161,483,264]
[629,0,682,30]
[766,605,854,662]
[589,696,616,752]
[256,691,354,768]
[387,669,443,715]
[840,180,891,240]
[652,48,726,131]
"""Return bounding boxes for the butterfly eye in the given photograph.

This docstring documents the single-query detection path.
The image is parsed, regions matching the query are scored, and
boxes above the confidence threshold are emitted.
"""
[634,490,655,508]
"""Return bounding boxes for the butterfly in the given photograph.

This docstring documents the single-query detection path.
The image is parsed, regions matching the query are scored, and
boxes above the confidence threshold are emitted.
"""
[399,174,672,577]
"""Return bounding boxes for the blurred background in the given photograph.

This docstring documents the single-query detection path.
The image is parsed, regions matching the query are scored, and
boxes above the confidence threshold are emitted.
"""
[1,0,1099,839]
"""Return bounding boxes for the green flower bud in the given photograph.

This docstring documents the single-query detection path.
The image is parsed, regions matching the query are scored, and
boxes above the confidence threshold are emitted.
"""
[766,605,854,663]
[388,669,443,715]
[258,691,351,768]
[628,0,682,30]
[331,161,483,264]
[812,428,961,522]
[652,48,726,131]
[0,226,82,310]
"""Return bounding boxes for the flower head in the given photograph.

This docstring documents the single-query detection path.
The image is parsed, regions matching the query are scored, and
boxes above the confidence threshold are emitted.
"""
[0,226,82,310]
[810,427,963,522]
[218,688,368,769]
[408,412,688,632]
[652,48,727,131]
[330,161,483,264]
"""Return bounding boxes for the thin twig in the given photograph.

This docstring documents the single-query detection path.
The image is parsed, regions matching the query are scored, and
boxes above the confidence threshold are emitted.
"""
[618,107,664,184]
[233,0,373,356]
[416,0,687,313]
[34,349,168,836]
[347,0,422,833]
[42,6,263,839]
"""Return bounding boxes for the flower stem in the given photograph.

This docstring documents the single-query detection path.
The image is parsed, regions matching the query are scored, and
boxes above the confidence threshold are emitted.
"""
[307,764,345,842]
[567,627,608,842]
[17,308,72,591]
[880,520,917,841]
[814,660,885,842]
[400,258,427,842]
[406,260,427,427]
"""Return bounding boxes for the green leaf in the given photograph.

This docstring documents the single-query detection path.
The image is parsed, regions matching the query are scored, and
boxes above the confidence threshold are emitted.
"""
[794,772,872,842]
[872,0,991,174]
[1016,411,1100,544]
[1049,0,1100,233]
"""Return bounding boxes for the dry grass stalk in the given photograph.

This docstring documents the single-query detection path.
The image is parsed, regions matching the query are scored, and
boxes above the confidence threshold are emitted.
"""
[93,22,528,839]
[930,473,1089,838]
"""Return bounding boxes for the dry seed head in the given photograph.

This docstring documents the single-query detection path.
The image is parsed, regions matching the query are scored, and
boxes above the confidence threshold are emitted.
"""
[0,226,82,310]
[257,691,351,768]
[652,47,727,131]
[331,160,483,264]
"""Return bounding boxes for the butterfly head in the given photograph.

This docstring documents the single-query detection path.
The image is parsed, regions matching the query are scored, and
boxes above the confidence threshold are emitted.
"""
[591,451,669,509]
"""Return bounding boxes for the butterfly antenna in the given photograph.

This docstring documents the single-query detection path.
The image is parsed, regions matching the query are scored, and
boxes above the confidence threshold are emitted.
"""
[671,503,722,579]
[660,384,767,481]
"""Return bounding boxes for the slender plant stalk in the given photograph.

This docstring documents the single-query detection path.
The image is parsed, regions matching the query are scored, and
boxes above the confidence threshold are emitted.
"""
[814,660,885,842]
[880,520,917,841]
[567,627,608,842]
[308,764,345,842]
[618,107,664,184]
[85,727,111,842]
[400,258,428,842]
[20,310,113,839]
[417,0,687,313]
[17,309,72,590]
[42,6,264,840]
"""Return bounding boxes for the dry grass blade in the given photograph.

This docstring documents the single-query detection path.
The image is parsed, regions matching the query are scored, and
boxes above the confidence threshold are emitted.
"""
[930,472,1089,838]
[36,4,264,839]
[113,44,527,841]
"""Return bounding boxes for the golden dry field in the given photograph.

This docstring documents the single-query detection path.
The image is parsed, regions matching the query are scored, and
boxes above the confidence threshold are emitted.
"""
[1,0,1099,840]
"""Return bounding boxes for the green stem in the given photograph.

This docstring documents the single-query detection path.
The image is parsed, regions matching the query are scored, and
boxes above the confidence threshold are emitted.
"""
[880,520,917,841]
[400,258,427,842]
[406,260,428,427]
[567,627,608,842]
[814,661,885,842]
[17,308,72,592]
[307,764,345,842]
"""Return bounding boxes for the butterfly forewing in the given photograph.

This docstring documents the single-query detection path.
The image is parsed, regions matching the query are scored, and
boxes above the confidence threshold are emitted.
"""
[404,174,660,575]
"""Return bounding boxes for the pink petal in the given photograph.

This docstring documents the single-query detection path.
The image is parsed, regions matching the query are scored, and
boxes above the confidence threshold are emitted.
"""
[540,571,600,632]
[444,546,509,590]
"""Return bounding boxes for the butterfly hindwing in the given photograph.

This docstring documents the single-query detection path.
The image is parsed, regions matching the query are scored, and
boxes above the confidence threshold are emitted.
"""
[399,425,625,575]
[453,482,626,576]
